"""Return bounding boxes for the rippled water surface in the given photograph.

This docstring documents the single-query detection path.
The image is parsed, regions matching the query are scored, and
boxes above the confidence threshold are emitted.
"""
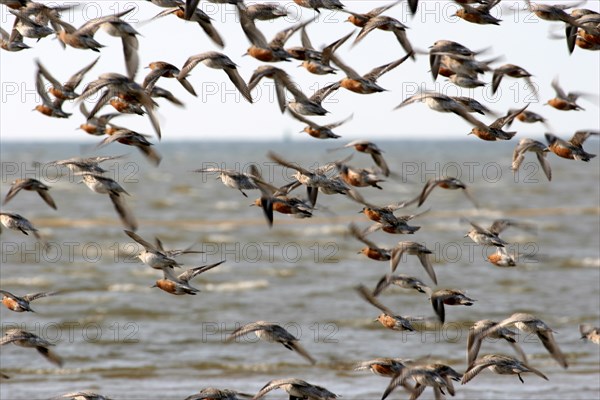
[1,140,599,399]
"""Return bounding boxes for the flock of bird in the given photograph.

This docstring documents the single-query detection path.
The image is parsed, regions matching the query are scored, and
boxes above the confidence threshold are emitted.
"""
[1,0,599,399]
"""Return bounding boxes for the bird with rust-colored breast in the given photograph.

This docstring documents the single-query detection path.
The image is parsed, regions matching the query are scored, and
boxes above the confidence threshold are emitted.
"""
[0,289,60,313]
[545,130,597,161]
[150,2,224,48]
[356,284,421,332]
[153,261,225,295]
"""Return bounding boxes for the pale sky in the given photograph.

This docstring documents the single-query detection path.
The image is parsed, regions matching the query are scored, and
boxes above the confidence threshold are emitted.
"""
[0,0,599,142]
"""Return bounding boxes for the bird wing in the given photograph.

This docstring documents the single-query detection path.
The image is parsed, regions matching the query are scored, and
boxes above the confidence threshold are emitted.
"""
[490,104,529,130]
[300,26,314,50]
[466,324,488,367]
[324,113,353,130]
[353,17,385,45]
[0,290,19,301]
[35,59,62,88]
[238,7,269,48]
[537,330,568,368]
[551,77,567,99]
[491,69,504,94]
[461,359,494,385]
[536,152,552,181]
[35,66,54,107]
[349,222,379,249]
[372,275,393,297]
[309,82,340,104]
[23,291,60,302]
[431,295,445,323]
[462,187,479,208]
[570,130,598,147]
[66,56,100,89]
[416,252,436,285]
[367,0,401,17]
[356,284,395,315]
[321,31,353,66]
[329,53,361,79]
[78,8,135,35]
[124,230,156,252]
[288,108,318,128]
[363,52,412,81]
[177,260,225,283]
[253,379,297,400]
[3,181,26,205]
[197,18,225,48]
[110,194,137,232]
[37,190,56,210]
[227,321,268,341]
[184,0,201,20]
[223,67,253,103]
[178,53,211,79]
[269,18,314,48]
[267,152,311,175]
[416,179,438,207]
[389,246,407,274]
[35,345,64,367]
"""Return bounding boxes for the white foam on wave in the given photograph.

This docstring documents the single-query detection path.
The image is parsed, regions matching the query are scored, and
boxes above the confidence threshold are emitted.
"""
[108,283,152,293]
[0,276,52,286]
[581,257,600,268]
[204,280,268,292]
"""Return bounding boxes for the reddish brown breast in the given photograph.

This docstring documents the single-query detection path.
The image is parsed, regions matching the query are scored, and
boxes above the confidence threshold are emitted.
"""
[382,225,400,234]
[363,208,381,222]
[110,98,131,113]
[354,143,369,152]
[443,296,462,306]
[438,66,455,77]
[371,363,395,377]
[471,128,497,141]
[378,314,397,329]
[304,127,322,139]
[35,105,54,116]
[80,124,99,134]
[340,78,368,94]
[2,297,21,312]
[457,10,483,24]
[156,280,177,294]
[547,98,576,111]
[364,248,389,261]
[580,31,600,45]
[48,87,68,100]
[248,47,275,62]
[347,15,367,27]
[487,253,502,265]
[550,144,574,160]
[273,202,293,215]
